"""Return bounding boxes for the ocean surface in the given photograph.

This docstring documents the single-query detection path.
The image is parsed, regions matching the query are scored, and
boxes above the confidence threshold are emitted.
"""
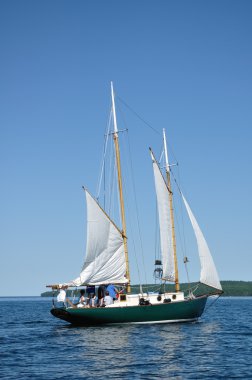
[0,297,251,380]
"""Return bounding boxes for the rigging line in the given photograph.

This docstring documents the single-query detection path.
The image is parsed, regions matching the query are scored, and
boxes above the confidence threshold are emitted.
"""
[204,294,222,313]
[119,140,142,285]
[116,100,146,285]
[116,94,179,175]
[117,95,179,169]
[142,284,160,293]
[120,133,143,286]
[169,167,189,258]
[173,199,186,260]
[166,141,179,167]
[169,166,192,284]
[96,109,112,200]
[108,137,116,215]
[124,193,142,286]
[169,173,186,261]
[159,149,164,164]
[189,283,200,293]
[125,131,148,286]
[117,96,160,135]
[115,155,122,229]
[154,199,162,284]
[109,160,116,218]
[154,198,160,262]
[170,166,183,198]
[184,260,191,291]
[156,147,165,262]
[177,164,189,265]
[103,146,106,210]
[154,147,163,274]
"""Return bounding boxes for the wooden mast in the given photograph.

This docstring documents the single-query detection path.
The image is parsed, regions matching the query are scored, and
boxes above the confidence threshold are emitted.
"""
[163,128,180,292]
[111,82,131,293]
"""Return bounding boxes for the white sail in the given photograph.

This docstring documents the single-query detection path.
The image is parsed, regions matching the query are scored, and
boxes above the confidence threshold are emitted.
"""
[69,190,127,286]
[182,194,222,291]
[150,151,175,282]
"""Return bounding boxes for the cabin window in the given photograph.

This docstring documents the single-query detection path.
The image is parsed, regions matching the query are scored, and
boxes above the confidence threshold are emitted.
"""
[120,294,127,301]
[172,294,176,300]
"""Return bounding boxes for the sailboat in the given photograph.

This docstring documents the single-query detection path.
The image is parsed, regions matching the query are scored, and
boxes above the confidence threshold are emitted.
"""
[48,83,223,325]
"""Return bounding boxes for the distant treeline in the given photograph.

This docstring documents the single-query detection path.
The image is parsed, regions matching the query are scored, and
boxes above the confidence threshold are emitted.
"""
[41,281,252,297]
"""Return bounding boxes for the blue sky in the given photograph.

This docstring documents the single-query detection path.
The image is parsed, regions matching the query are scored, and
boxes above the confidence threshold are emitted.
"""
[1,1,251,296]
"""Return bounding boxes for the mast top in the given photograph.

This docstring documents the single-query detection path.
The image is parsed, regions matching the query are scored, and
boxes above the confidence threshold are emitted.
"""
[111,82,118,134]
[163,128,170,173]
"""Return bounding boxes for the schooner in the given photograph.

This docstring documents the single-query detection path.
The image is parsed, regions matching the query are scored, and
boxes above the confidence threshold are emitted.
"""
[48,83,222,325]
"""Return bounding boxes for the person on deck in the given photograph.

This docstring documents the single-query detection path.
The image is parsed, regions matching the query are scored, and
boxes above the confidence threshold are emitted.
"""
[86,285,95,306]
[77,289,86,307]
[66,289,86,308]
[57,287,67,305]
[104,291,113,306]
[90,293,97,307]
[106,284,118,301]
[97,285,105,307]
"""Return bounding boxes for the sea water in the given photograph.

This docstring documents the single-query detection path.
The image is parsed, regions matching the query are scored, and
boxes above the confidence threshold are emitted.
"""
[0,297,251,379]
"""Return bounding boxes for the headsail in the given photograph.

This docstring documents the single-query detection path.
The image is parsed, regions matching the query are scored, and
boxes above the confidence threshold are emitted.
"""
[182,194,222,291]
[69,189,127,286]
[150,150,175,282]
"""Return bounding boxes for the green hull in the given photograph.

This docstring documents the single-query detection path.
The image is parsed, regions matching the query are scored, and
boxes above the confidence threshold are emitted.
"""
[51,296,208,326]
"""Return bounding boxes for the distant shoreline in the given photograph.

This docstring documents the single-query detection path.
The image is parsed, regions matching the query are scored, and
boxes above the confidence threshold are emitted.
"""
[40,281,252,297]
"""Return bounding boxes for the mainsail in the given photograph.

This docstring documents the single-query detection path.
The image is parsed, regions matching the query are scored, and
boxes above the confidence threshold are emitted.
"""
[150,151,175,282]
[182,194,222,291]
[69,190,127,286]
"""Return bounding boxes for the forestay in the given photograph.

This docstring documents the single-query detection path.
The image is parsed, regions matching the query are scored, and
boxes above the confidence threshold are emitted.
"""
[69,190,127,286]
[151,151,175,282]
[182,194,222,291]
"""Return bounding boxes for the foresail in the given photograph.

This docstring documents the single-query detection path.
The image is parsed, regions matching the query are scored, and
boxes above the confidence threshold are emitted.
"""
[69,190,127,286]
[150,151,175,282]
[182,194,222,291]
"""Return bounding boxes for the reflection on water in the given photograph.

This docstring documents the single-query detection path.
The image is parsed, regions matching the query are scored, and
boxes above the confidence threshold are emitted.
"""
[0,298,252,379]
